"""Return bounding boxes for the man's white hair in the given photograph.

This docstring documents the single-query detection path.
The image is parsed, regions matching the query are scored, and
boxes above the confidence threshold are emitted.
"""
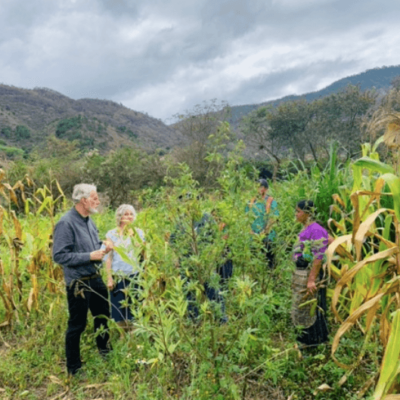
[72,184,97,204]
[116,204,137,226]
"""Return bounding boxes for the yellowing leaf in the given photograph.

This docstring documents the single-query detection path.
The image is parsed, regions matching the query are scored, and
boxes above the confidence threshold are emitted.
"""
[355,208,388,261]
[373,310,400,400]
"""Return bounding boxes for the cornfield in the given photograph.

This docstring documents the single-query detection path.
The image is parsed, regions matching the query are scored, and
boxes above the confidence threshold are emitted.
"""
[0,171,65,328]
[327,134,400,398]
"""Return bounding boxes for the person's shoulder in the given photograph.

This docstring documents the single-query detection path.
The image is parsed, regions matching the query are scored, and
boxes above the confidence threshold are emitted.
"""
[55,209,74,226]
[106,228,118,237]
[309,222,328,238]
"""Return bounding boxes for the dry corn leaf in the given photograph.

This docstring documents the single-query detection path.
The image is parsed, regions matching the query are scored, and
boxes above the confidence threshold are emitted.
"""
[317,383,332,392]
[84,384,107,389]
[11,211,22,240]
[328,218,346,234]
[332,194,346,208]
[356,373,379,399]
[332,293,385,369]
[355,208,388,261]
[326,234,353,269]
[331,247,399,321]
[49,390,68,400]
[49,375,63,385]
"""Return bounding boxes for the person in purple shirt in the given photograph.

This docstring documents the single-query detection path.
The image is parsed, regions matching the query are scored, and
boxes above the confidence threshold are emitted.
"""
[292,200,329,346]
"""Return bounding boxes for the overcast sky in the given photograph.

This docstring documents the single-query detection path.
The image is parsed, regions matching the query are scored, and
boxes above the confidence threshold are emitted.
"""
[1,0,399,121]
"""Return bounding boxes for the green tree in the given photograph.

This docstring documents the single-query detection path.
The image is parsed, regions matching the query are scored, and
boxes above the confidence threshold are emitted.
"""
[240,106,283,178]
[15,125,31,139]
[312,85,375,158]
[82,147,166,207]
[172,100,233,186]
[1,126,12,138]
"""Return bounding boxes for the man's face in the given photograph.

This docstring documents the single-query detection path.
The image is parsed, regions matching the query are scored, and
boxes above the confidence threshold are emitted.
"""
[83,191,100,214]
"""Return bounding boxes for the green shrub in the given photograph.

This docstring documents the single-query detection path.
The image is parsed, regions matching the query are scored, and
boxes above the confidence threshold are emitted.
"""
[15,125,31,139]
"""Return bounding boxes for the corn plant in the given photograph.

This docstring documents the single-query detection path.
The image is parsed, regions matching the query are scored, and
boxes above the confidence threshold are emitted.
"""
[0,171,65,327]
[326,138,400,399]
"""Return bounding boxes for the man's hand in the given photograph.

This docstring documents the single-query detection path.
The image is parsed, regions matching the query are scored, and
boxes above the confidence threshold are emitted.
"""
[90,249,105,261]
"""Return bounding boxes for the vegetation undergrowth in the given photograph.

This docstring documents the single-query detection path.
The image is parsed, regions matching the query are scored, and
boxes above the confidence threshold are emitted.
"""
[0,134,399,399]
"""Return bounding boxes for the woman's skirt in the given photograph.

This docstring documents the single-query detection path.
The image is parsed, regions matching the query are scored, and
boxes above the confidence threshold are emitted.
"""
[291,269,328,346]
[110,274,140,322]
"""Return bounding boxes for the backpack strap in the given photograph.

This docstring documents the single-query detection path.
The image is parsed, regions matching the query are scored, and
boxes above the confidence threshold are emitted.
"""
[265,196,274,214]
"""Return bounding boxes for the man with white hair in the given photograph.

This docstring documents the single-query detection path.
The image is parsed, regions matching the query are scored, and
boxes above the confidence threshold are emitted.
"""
[53,183,112,377]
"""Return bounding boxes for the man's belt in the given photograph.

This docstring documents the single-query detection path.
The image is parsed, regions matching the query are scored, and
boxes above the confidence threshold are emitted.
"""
[69,273,101,298]
[78,273,100,281]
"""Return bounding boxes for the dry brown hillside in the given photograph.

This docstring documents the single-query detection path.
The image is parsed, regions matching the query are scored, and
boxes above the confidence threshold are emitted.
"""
[0,85,181,156]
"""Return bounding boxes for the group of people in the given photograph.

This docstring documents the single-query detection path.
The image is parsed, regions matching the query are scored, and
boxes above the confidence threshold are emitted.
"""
[53,180,330,377]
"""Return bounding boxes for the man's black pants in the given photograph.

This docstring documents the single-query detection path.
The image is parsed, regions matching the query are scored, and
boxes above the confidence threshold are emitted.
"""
[65,276,110,374]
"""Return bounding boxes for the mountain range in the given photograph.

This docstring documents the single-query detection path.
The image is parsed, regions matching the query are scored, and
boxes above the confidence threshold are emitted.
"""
[0,65,399,158]
[0,85,180,157]
[229,64,400,126]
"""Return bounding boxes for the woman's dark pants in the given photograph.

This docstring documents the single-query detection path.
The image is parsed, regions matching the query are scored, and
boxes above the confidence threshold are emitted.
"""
[65,277,110,375]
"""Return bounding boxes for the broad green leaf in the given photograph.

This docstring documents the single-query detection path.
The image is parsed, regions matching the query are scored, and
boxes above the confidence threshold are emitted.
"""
[353,157,394,175]
[373,310,400,400]
[380,173,400,221]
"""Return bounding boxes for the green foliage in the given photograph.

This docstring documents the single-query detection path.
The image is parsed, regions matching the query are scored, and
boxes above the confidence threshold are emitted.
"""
[1,126,12,138]
[2,139,398,399]
[82,147,165,207]
[55,116,82,139]
[0,144,24,158]
[15,125,31,139]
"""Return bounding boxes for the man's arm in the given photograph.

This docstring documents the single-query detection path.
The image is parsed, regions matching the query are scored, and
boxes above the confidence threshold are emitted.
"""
[52,220,92,267]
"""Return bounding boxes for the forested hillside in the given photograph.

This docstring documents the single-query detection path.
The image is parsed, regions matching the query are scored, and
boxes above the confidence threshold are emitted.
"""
[230,65,400,126]
[0,85,180,155]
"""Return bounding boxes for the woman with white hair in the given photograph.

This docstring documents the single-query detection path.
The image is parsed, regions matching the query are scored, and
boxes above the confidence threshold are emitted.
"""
[102,204,145,331]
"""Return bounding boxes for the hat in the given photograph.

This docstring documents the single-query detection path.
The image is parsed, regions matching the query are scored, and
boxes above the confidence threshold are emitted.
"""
[258,179,269,189]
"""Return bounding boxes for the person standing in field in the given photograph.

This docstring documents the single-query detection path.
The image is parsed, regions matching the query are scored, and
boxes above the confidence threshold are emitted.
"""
[53,183,112,377]
[292,200,329,346]
[103,204,145,333]
[245,179,279,268]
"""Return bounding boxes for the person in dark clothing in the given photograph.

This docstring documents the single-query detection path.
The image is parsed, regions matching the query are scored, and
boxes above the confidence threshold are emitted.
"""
[170,199,227,323]
[53,183,112,377]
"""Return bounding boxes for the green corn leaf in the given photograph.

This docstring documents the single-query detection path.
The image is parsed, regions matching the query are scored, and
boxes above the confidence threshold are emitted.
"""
[380,173,400,221]
[353,157,394,175]
[373,309,400,400]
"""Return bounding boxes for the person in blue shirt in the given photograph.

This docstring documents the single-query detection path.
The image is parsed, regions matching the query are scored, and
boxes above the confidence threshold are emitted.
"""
[245,179,279,268]
[102,204,145,333]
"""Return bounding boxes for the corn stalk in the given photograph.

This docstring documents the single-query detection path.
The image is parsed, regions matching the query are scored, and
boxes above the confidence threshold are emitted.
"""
[0,170,65,327]
[326,141,400,399]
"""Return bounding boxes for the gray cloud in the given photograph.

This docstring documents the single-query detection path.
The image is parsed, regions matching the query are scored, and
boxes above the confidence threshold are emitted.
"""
[1,0,400,121]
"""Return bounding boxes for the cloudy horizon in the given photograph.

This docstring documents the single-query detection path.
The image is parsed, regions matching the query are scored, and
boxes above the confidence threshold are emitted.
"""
[1,0,400,122]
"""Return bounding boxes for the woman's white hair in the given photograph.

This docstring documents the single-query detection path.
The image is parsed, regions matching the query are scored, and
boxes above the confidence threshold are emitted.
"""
[116,204,137,226]
[72,184,97,204]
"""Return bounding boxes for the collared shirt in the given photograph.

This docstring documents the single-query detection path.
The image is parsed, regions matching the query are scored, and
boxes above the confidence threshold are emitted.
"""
[102,228,145,276]
[53,207,102,285]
